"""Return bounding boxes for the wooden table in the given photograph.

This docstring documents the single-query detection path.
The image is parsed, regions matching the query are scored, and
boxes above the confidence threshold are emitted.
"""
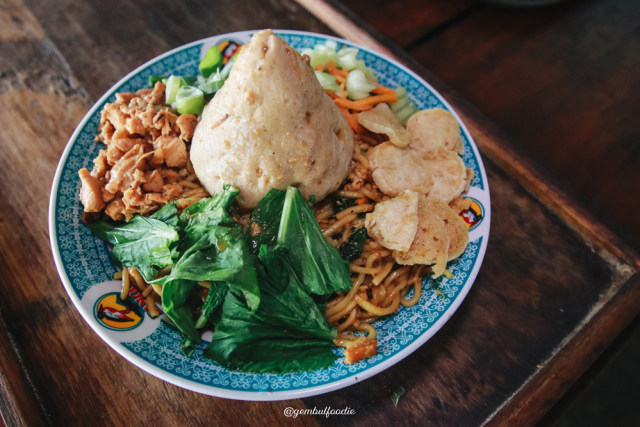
[1,0,638,425]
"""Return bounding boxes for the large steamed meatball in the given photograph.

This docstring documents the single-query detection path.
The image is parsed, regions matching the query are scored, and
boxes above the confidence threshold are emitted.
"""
[191,29,354,209]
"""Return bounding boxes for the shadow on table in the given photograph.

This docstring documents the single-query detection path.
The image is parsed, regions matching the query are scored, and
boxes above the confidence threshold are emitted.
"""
[542,313,640,426]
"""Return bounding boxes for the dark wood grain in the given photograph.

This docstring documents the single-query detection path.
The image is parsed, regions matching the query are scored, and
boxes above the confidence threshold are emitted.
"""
[0,309,49,426]
[1,0,639,424]
[338,0,478,47]
[23,0,334,102]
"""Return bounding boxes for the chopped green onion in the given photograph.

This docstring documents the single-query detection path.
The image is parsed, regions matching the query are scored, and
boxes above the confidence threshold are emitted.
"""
[220,58,235,80]
[149,75,167,87]
[198,69,226,95]
[181,76,197,86]
[199,45,224,78]
[165,75,187,105]
[346,69,377,100]
[314,71,339,92]
[175,86,204,115]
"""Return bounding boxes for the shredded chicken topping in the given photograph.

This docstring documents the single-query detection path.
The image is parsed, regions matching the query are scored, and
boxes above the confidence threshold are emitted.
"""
[78,82,203,221]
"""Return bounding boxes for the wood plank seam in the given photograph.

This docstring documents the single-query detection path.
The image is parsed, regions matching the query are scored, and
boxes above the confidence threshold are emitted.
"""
[403,3,484,52]
[484,272,640,425]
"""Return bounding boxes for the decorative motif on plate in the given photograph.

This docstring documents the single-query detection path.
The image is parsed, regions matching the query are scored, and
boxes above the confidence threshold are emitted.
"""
[53,32,488,397]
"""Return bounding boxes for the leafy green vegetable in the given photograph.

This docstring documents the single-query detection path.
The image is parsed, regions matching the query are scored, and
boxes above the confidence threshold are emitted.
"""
[162,278,200,346]
[333,195,356,213]
[88,184,352,372]
[339,227,368,261]
[204,245,336,373]
[195,282,229,329]
[151,201,179,227]
[161,185,260,312]
[157,187,259,355]
[148,75,167,87]
[87,203,179,282]
[167,225,259,311]
[246,188,286,257]
[258,246,334,337]
[277,187,352,296]
[179,185,239,248]
[391,379,415,407]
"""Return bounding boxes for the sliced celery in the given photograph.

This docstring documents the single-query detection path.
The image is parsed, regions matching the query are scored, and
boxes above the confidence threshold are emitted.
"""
[394,86,407,98]
[346,69,377,100]
[358,64,378,83]
[336,50,358,71]
[389,85,419,124]
[390,95,410,113]
[395,104,419,125]
[314,71,339,92]
[302,40,378,84]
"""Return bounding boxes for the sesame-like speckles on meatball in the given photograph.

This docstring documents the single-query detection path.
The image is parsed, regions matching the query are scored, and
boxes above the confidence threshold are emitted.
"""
[191,29,354,209]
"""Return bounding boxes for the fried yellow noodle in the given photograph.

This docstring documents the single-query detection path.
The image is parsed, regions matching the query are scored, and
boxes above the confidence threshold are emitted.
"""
[97,86,430,363]
[314,133,430,363]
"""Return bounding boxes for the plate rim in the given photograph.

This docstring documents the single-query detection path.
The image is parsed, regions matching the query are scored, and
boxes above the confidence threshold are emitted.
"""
[48,29,491,401]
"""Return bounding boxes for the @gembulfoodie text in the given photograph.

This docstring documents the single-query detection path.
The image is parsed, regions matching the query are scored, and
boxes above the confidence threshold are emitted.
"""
[283,406,356,418]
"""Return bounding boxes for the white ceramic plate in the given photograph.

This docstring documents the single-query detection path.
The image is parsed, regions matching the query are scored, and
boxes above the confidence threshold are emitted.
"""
[49,30,491,400]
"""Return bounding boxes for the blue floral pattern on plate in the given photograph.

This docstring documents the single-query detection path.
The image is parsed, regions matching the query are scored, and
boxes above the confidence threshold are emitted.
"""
[49,30,490,400]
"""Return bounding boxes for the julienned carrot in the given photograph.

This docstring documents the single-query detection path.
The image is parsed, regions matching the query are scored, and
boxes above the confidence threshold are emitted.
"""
[325,89,339,99]
[316,63,323,71]
[326,61,349,78]
[372,84,396,95]
[333,92,399,111]
[323,66,399,111]
[349,110,364,134]
[339,106,364,134]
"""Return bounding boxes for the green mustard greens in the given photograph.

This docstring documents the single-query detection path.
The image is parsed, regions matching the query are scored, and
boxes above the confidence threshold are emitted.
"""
[204,245,337,373]
[277,186,353,296]
[338,227,368,261]
[246,188,287,258]
[88,185,356,373]
[88,202,179,282]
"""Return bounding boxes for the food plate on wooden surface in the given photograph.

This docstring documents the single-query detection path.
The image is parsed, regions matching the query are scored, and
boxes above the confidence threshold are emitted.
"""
[49,30,490,400]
